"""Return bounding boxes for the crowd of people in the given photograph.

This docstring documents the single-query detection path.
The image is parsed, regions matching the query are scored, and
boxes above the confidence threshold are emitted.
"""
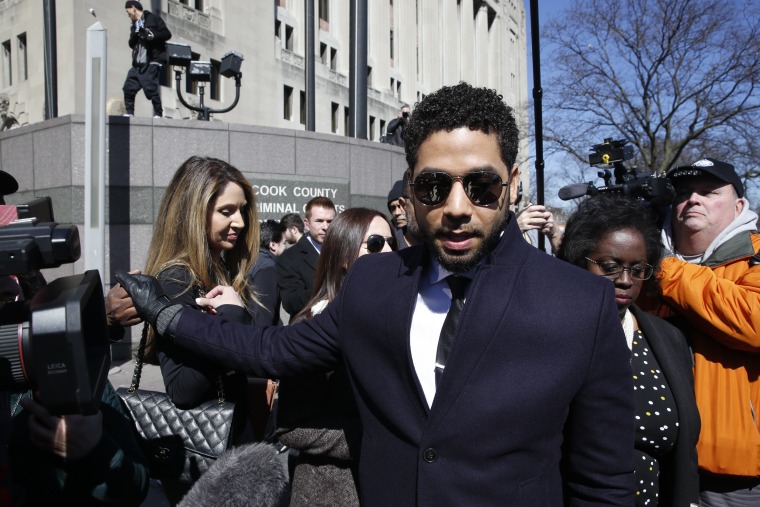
[1,80,758,506]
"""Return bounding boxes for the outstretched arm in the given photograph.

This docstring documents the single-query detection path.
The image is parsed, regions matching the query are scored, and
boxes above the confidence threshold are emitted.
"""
[115,271,341,379]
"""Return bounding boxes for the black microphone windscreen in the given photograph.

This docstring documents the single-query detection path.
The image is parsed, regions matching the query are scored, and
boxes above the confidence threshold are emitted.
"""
[558,183,590,201]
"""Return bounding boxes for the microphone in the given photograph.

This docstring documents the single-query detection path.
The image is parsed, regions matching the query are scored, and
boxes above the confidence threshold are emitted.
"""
[178,442,289,507]
[558,183,593,201]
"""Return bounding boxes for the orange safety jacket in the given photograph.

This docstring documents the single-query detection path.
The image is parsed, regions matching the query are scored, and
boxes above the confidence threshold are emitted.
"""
[644,231,760,477]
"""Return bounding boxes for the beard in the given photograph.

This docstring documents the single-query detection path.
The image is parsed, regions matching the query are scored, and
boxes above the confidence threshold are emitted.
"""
[419,211,508,273]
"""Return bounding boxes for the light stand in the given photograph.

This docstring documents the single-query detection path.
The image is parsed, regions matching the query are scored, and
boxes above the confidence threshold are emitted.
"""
[166,43,244,121]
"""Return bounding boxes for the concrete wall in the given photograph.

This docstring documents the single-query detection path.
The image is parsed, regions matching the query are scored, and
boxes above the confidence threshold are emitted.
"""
[0,115,406,357]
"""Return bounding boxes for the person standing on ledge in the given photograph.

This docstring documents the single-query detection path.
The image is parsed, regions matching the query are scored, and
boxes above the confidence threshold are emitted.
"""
[122,1,171,118]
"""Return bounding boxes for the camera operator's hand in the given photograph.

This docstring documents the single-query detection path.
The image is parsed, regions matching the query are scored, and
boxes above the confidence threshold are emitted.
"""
[21,395,103,461]
[516,204,551,232]
[114,271,171,328]
[107,269,143,327]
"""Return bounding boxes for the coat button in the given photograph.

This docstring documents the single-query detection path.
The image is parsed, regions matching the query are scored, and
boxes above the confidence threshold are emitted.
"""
[423,448,438,463]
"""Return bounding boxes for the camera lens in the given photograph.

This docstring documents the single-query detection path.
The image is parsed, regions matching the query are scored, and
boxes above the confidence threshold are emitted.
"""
[0,319,31,391]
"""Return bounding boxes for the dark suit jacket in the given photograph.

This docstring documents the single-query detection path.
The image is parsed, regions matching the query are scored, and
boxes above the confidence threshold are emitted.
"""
[277,235,318,316]
[248,248,281,325]
[171,216,636,505]
[631,305,700,506]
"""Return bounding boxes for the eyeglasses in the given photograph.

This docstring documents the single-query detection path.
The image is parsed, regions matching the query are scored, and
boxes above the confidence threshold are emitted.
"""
[364,234,397,253]
[409,171,509,207]
[584,257,654,281]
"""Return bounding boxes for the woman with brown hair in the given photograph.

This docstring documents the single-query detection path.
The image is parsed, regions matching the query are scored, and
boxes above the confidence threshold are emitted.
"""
[276,207,397,506]
[142,156,259,411]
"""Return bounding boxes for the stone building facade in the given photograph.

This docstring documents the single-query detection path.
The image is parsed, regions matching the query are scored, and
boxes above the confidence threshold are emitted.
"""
[0,0,528,141]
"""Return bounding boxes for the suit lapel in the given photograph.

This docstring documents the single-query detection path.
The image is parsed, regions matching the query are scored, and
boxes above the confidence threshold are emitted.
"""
[298,235,319,270]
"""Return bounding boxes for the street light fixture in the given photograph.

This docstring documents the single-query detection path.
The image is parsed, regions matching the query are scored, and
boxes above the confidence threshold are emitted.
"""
[166,42,243,121]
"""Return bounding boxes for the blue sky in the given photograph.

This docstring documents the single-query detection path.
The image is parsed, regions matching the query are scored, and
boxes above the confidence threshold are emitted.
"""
[524,0,569,101]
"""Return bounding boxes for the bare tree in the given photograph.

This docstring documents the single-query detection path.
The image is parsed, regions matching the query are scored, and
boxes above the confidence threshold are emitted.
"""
[541,0,760,184]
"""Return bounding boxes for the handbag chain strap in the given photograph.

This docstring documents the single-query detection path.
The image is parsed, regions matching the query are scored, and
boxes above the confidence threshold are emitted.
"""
[126,323,149,393]
[126,321,226,404]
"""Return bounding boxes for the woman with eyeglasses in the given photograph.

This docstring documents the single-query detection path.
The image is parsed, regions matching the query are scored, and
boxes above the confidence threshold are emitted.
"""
[276,207,396,506]
[557,194,699,507]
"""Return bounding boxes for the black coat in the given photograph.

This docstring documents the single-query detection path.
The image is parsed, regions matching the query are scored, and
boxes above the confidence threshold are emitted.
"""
[169,216,636,505]
[248,248,281,325]
[276,235,318,317]
[631,305,700,506]
[128,10,171,66]
[386,116,407,147]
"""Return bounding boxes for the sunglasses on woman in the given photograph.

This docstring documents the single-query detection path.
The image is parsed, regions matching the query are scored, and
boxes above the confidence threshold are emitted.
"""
[409,171,509,206]
[364,234,397,253]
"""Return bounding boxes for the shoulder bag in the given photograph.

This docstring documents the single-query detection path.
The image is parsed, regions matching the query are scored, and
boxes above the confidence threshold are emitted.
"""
[116,323,237,499]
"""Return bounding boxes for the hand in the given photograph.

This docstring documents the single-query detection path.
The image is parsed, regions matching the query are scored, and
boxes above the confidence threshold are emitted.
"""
[516,204,551,232]
[106,269,143,327]
[196,285,244,311]
[21,395,103,461]
[541,212,563,253]
[114,271,171,327]
[138,27,154,40]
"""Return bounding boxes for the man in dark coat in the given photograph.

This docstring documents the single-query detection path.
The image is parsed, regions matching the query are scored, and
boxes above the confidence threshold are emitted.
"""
[117,82,635,505]
[122,1,171,118]
[277,197,335,317]
[386,104,411,147]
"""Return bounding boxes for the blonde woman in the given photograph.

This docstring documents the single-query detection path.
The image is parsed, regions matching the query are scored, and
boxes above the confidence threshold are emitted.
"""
[143,156,258,410]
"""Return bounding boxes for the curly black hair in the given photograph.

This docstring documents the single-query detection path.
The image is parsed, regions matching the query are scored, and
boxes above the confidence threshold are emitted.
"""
[557,194,664,272]
[403,82,519,172]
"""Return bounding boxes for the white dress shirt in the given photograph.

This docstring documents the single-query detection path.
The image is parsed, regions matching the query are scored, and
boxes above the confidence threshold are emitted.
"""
[409,258,471,407]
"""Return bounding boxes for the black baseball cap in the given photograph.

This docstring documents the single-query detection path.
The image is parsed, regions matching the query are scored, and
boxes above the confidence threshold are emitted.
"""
[666,158,744,198]
[0,170,18,197]
[387,179,404,206]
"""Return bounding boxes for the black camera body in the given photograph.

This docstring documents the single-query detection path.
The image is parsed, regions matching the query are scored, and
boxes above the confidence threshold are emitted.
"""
[558,138,675,207]
[588,138,634,168]
[0,271,109,415]
[0,199,109,415]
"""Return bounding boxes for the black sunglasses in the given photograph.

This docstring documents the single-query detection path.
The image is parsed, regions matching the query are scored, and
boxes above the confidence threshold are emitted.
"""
[409,171,509,206]
[365,234,397,253]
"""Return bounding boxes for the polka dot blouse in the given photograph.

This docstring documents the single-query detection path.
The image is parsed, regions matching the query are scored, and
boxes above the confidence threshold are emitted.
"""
[632,329,678,506]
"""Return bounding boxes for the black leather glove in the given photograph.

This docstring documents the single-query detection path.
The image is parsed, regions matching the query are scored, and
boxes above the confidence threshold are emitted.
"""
[114,271,171,328]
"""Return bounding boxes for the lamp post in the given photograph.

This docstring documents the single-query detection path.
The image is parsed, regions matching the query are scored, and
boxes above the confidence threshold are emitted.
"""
[166,43,243,121]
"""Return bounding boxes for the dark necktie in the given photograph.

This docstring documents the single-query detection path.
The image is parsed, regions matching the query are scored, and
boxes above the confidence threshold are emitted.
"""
[435,275,468,386]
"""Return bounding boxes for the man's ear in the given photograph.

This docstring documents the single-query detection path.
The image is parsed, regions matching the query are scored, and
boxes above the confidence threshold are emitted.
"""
[507,165,520,206]
[268,241,277,254]
[735,196,745,217]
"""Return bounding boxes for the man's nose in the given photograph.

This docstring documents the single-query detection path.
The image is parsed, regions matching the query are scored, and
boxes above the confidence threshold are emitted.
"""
[443,181,472,218]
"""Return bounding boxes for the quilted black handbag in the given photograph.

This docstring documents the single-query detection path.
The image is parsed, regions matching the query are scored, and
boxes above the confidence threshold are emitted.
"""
[117,323,236,500]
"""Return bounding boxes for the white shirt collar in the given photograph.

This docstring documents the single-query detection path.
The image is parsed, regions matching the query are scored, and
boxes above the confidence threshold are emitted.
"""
[306,234,321,254]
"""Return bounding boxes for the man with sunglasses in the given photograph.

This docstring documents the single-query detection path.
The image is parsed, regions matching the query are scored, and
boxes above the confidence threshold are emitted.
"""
[116,83,634,504]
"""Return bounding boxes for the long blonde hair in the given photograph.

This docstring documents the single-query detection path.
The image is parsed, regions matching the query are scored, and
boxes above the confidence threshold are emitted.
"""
[143,156,259,354]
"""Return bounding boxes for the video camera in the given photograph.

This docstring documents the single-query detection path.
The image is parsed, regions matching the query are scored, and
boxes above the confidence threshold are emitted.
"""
[558,138,675,207]
[0,197,109,415]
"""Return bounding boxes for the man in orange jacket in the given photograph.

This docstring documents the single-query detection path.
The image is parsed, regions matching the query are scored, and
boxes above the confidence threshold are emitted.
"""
[651,157,760,505]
